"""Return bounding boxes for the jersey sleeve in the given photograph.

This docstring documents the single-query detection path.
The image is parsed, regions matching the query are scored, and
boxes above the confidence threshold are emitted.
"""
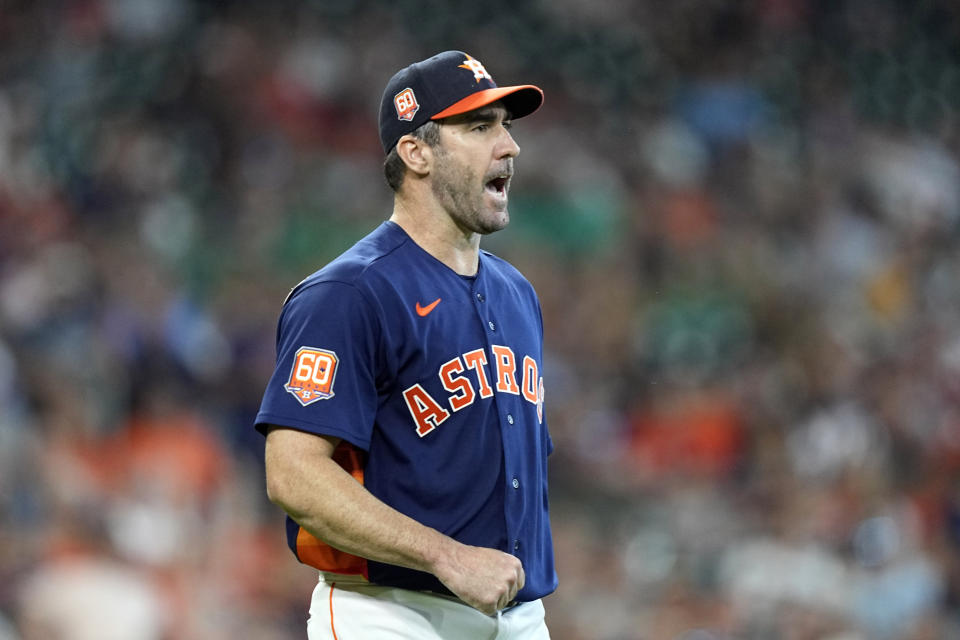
[254,281,380,450]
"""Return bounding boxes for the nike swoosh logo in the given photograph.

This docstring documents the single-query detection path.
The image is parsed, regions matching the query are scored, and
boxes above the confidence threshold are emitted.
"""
[415,298,441,317]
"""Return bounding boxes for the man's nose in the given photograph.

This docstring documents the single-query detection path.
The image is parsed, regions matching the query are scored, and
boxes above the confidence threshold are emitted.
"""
[497,128,520,159]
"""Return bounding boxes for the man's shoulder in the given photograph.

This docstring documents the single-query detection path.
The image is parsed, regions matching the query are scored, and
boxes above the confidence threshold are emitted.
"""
[286,222,411,299]
[320,221,410,280]
[480,250,535,290]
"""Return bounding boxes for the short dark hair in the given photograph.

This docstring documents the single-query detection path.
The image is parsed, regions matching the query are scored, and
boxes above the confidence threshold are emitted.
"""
[383,120,442,192]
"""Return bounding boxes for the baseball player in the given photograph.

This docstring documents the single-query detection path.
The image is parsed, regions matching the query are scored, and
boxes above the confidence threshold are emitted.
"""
[255,50,556,639]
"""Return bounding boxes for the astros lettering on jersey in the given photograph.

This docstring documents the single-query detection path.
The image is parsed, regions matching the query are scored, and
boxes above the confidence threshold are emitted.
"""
[255,221,557,602]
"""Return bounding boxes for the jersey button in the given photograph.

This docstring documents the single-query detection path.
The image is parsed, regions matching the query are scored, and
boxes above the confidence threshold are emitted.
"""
[512,478,520,489]
[514,540,520,551]
[507,414,514,425]
[477,292,485,302]
[488,321,496,331]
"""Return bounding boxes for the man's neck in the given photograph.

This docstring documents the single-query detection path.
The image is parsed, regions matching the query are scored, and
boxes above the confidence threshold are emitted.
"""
[389,198,481,277]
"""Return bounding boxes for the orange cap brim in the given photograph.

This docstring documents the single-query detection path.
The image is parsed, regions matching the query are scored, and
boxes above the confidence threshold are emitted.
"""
[431,85,544,120]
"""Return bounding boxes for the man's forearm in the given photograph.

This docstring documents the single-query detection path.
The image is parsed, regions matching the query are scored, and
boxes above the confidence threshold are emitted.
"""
[263,426,524,614]
[265,427,449,573]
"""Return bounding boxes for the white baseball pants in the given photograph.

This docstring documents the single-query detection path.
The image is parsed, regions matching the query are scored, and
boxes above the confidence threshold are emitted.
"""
[306,574,550,639]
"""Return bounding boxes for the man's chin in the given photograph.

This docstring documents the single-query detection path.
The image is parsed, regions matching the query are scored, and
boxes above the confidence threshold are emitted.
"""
[477,210,510,235]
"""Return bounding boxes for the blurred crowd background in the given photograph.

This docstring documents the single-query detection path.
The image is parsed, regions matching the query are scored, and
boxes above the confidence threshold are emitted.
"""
[2,0,960,638]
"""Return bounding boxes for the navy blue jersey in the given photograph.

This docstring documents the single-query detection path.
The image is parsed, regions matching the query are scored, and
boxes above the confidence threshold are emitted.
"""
[255,221,557,602]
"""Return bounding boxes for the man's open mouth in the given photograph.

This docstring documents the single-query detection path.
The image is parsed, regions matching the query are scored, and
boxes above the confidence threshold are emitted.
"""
[486,175,510,195]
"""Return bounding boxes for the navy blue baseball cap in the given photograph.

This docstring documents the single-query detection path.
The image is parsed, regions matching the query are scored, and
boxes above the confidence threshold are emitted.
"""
[379,51,544,153]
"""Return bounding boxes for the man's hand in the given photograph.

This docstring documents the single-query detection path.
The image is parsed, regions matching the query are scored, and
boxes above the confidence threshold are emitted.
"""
[431,539,525,615]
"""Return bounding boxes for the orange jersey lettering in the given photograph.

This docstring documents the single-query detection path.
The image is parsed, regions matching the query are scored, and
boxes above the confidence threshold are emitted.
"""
[463,348,494,398]
[402,383,451,437]
[521,355,539,405]
[439,357,476,412]
[491,345,520,395]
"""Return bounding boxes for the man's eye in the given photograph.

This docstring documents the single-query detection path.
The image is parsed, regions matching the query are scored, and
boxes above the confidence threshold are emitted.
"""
[474,124,489,132]
[503,121,513,130]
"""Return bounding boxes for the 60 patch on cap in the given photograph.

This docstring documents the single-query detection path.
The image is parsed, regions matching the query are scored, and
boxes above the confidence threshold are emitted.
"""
[285,347,339,405]
[394,88,419,122]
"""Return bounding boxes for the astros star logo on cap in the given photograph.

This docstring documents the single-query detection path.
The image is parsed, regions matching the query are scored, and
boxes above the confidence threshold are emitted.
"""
[458,54,492,83]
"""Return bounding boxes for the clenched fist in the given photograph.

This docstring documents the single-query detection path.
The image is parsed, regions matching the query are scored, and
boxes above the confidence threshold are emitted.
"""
[432,539,525,615]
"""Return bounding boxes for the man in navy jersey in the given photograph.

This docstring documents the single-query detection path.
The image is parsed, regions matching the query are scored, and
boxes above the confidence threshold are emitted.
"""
[256,50,556,639]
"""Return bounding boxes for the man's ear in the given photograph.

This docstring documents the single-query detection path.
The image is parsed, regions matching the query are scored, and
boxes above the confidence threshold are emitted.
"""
[396,134,432,177]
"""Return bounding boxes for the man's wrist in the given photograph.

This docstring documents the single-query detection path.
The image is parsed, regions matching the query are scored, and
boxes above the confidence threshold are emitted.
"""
[421,530,456,578]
